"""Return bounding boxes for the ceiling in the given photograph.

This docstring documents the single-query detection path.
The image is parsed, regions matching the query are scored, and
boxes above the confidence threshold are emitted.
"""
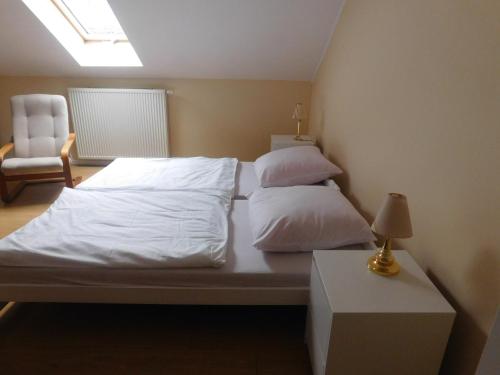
[0,0,344,81]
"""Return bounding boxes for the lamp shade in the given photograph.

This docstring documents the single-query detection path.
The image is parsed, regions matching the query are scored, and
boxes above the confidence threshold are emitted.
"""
[292,103,305,120]
[371,193,413,238]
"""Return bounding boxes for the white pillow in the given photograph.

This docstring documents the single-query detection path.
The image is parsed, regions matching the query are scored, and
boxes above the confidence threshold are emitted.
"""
[248,186,375,252]
[254,146,342,187]
[322,179,341,191]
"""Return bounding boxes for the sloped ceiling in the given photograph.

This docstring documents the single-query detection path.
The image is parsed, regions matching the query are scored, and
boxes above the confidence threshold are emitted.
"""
[0,0,344,81]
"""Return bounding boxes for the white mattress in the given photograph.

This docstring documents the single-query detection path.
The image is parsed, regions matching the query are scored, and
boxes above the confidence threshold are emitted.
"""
[234,161,258,199]
[0,200,372,289]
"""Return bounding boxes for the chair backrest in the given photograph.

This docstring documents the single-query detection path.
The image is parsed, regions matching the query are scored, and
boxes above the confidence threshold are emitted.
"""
[10,94,69,158]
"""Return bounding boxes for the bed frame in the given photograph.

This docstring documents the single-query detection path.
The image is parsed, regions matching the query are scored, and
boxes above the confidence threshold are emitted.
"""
[0,244,375,308]
[0,285,308,307]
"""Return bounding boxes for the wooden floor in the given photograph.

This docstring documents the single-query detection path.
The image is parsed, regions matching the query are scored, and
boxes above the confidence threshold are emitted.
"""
[0,166,312,374]
[0,303,311,374]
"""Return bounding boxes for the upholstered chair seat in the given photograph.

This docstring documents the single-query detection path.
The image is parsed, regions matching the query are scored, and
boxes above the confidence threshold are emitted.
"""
[1,157,64,175]
[0,94,79,202]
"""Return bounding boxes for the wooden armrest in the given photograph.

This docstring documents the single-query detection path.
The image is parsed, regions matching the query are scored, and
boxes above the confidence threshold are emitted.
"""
[0,143,14,164]
[61,133,76,159]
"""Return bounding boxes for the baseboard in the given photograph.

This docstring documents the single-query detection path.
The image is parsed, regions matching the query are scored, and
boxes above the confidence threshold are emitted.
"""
[70,159,111,166]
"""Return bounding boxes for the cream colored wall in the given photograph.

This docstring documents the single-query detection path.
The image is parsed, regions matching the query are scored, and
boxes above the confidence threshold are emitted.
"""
[0,77,311,161]
[309,1,499,374]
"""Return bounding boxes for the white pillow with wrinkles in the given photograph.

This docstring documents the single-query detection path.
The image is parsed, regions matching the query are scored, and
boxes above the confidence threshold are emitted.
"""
[248,186,375,252]
[254,146,342,187]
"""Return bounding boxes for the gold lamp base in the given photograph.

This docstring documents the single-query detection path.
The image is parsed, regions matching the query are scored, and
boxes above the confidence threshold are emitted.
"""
[367,239,400,276]
[294,119,307,141]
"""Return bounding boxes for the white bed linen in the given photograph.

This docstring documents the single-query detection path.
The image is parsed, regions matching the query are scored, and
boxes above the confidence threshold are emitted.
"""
[0,187,233,268]
[0,157,238,268]
[0,201,374,288]
[77,157,238,194]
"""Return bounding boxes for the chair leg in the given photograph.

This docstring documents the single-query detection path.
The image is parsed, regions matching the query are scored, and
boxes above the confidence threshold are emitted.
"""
[62,157,74,188]
[62,165,82,188]
[0,176,26,204]
[7,181,27,202]
[63,168,74,188]
[0,172,9,203]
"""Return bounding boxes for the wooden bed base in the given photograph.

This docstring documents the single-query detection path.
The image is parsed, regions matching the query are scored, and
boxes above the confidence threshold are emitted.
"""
[0,285,309,306]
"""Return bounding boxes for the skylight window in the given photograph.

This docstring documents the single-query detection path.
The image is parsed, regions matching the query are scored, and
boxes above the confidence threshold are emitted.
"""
[53,0,127,42]
[22,0,142,67]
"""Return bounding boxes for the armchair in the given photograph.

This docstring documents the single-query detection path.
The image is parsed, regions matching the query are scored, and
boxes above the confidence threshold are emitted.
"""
[0,94,80,203]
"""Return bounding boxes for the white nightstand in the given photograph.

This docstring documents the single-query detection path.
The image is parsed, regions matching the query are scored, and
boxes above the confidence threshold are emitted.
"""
[270,134,316,151]
[306,250,455,375]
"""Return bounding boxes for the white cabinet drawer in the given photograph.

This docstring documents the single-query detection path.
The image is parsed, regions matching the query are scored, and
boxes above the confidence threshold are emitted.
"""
[306,260,333,375]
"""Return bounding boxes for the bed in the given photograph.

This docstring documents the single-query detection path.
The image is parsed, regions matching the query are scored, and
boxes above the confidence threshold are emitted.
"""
[0,200,373,305]
[0,157,373,305]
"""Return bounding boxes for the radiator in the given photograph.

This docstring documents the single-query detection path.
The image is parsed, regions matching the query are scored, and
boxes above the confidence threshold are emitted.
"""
[68,88,169,160]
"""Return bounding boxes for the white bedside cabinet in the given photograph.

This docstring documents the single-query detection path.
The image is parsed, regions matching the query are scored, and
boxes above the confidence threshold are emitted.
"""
[306,250,455,375]
[270,134,316,151]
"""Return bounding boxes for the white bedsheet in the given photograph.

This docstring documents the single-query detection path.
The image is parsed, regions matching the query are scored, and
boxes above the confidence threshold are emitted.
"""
[234,161,258,199]
[78,157,238,194]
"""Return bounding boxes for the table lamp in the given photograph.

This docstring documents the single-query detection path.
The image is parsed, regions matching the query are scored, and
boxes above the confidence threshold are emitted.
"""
[292,103,306,140]
[367,193,413,276]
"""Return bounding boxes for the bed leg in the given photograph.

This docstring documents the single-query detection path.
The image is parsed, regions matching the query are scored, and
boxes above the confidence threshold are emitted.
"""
[0,301,16,319]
